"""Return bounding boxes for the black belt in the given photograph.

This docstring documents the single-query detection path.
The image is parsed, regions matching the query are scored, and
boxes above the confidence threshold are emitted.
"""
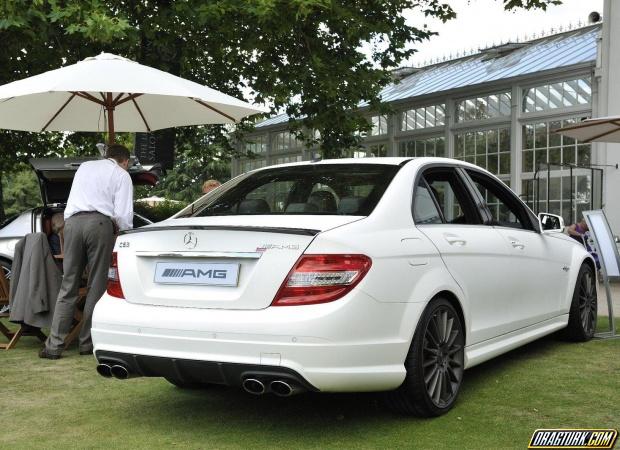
[71,211,108,218]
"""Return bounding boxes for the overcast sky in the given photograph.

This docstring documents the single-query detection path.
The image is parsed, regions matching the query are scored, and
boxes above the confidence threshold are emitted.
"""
[404,0,604,66]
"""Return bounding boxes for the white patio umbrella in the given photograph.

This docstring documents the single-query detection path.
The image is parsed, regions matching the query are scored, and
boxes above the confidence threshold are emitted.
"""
[0,53,267,143]
[556,116,620,143]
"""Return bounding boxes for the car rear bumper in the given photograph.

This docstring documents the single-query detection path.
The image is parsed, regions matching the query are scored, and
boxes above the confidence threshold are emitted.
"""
[92,293,424,392]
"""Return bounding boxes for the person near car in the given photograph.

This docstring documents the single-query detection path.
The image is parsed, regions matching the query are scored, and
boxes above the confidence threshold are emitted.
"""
[202,179,221,195]
[48,212,64,256]
[567,218,588,243]
[39,144,134,359]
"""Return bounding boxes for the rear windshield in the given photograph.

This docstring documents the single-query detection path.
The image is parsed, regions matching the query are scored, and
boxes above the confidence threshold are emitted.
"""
[191,164,401,217]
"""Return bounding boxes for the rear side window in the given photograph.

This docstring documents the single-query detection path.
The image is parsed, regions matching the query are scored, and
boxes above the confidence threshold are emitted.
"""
[414,168,481,225]
[192,164,400,217]
[413,181,442,224]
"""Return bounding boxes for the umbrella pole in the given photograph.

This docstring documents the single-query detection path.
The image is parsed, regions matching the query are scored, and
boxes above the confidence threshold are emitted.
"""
[106,93,115,145]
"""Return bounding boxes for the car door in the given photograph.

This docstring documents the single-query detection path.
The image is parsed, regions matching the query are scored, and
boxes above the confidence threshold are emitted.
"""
[462,168,573,324]
[414,166,517,344]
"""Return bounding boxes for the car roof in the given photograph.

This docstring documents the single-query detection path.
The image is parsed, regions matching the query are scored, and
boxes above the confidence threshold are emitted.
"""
[247,157,485,173]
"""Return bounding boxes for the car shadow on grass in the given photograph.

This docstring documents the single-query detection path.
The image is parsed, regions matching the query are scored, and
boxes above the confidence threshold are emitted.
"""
[112,333,566,433]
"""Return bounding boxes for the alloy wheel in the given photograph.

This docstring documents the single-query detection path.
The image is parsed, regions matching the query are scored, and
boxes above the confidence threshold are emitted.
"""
[578,269,597,335]
[422,306,464,408]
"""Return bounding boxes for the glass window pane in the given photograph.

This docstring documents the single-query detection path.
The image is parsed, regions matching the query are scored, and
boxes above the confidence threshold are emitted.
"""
[549,120,562,147]
[455,134,464,158]
[563,80,577,107]
[415,140,426,157]
[524,124,534,149]
[548,83,563,109]
[534,122,547,148]
[465,99,476,121]
[487,129,498,153]
[415,109,425,129]
[436,105,445,126]
[414,182,443,224]
[524,89,536,112]
[500,93,511,116]
[562,176,572,202]
[499,128,510,151]
[499,153,510,175]
[577,144,591,166]
[563,145,575,165]
[549,147,561,165]
[456,102,464,122]
[522,150,533,172]
[476,131,486,155]
[475,97,487,120]
[425,106,435,127]
[398,141,407,157]
[534,149,547,171]
[488,153,498,174]
[562,121,576,146]
[535,85,549,111]
[488,94,499,117]
[577,78,591,104]
[436,137,445,157]
[476,154,487,170]
[380,116,388,135]
[465,132,475,156]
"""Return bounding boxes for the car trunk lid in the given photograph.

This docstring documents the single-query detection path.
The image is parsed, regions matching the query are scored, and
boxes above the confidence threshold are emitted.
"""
[115,215,363,310]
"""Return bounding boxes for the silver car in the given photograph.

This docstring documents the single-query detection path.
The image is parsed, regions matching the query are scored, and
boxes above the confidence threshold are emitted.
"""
[0,157,159,279]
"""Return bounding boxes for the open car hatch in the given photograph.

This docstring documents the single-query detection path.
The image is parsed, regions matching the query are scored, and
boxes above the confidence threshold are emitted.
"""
[29,157,161,206]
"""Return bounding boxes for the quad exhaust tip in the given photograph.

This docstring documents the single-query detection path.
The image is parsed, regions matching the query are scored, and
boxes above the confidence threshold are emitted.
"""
[110,364,131,380]
[96,363,112,378]
[242,378,266,395]
[270,380,302,397]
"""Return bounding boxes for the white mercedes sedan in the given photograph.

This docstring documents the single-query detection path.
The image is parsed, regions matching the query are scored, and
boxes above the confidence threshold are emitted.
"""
[92,157,596,417]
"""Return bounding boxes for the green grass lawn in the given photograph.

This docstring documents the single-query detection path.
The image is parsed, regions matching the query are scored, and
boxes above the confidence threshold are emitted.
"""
[1,320,619,450]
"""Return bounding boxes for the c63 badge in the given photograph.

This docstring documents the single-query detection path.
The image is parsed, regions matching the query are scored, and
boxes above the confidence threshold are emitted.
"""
[529,429,618,449]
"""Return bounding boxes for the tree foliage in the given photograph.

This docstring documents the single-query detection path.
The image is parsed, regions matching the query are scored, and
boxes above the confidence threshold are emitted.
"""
[0,0,560,215]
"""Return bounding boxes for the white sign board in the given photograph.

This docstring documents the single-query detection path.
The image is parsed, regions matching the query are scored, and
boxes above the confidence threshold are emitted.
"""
[583,210,620,278]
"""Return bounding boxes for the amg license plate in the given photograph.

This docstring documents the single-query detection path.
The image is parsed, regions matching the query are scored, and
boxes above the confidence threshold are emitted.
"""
[154,262,240,286]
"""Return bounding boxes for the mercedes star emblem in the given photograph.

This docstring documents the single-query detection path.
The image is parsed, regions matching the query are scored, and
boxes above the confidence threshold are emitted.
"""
[183,232,198,249]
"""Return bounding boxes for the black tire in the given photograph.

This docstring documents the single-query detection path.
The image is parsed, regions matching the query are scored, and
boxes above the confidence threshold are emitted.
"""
[565,263,597,342]
[385,298,465,417]
[165,377,211,389]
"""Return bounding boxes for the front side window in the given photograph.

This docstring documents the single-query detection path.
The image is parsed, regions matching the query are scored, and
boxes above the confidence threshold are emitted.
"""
[467,170,534,231]
[192,164,400,217]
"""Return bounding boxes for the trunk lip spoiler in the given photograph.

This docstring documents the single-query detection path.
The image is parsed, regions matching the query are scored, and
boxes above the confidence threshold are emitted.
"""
[120,225,321,237]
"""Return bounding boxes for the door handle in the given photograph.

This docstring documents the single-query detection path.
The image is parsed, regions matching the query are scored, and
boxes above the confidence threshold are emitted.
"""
[510,240,525,249]
[444,235,466,246]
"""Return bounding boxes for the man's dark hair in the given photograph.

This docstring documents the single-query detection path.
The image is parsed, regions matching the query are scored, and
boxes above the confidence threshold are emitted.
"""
[106,144,131,163]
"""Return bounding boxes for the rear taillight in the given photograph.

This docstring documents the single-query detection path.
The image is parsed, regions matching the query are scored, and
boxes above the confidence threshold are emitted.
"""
[107,252,125,299]
[271,254,372,306]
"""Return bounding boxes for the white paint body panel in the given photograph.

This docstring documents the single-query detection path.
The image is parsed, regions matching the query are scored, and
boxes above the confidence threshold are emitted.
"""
[92,157,593,392]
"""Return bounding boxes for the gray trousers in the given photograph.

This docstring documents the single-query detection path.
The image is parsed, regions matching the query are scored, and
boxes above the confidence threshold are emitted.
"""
[45,213,114,354]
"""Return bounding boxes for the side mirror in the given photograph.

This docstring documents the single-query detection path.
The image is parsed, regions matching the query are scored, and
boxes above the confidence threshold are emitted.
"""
[538,213,565,233]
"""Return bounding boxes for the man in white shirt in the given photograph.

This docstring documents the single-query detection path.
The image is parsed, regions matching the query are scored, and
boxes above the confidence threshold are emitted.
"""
[40,144,133,359]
